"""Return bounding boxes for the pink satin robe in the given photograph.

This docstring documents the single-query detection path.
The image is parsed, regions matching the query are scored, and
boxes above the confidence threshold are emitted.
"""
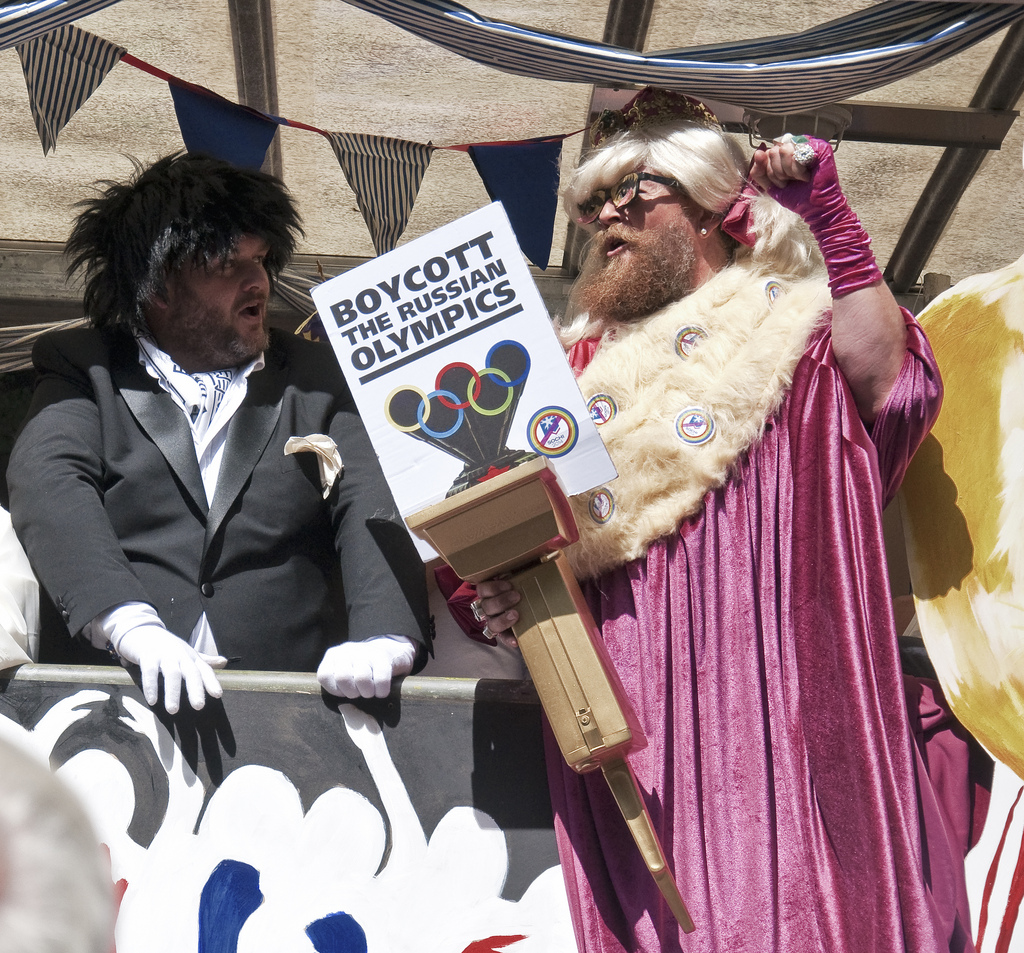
[550,317,972,952]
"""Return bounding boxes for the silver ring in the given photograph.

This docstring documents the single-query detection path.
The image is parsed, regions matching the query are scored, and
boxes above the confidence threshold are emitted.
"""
[481,623,495,641]
[792,142,816,166]
[470,599,486,622]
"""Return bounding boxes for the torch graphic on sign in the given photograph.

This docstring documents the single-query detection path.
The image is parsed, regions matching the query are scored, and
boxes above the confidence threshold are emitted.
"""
[384,340,538,496]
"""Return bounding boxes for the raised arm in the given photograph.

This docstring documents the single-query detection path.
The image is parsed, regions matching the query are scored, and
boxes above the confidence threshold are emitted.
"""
[749,137,906,424]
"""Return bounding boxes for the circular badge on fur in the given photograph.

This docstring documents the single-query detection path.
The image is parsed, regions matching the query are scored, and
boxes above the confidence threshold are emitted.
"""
[528,407,579,457]
[588,487,616,525]
[674,325,707,359]
[675,406,716,445]
[764,279,783,306]
[587,393,617,426]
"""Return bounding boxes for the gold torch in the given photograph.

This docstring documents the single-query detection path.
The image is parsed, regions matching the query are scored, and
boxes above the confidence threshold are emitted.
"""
[407,455,694,932]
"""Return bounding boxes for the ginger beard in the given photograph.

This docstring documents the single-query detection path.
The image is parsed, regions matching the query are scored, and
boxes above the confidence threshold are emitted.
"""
[571,220,701,326]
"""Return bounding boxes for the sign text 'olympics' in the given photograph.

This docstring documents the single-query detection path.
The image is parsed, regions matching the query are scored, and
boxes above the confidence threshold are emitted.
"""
[326,231,520,378]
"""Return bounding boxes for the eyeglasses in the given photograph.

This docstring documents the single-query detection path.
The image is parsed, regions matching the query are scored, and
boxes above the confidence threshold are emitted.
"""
[575,172,686,225]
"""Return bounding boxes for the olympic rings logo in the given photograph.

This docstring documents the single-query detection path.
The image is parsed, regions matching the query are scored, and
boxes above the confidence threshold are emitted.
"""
[384,340,531,440]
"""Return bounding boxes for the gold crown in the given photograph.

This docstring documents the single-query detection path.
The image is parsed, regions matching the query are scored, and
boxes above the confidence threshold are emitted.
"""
[589,87,720,148]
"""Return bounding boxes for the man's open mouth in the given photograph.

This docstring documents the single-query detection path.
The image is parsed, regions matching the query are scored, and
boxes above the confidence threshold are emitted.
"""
[604,235,628,256]
[239,302,264,319]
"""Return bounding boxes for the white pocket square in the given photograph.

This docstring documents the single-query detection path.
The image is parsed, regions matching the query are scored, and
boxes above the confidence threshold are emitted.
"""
[284,434,343,498]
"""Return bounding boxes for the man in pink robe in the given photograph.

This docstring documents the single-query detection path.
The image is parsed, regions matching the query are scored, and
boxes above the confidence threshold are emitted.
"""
[474,90,979,952]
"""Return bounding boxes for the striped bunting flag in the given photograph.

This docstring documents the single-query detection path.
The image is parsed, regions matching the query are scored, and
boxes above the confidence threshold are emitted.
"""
[334,0,1024,113]
[327,133,433,255]
[1,0,121,53]
[17,24,125,154]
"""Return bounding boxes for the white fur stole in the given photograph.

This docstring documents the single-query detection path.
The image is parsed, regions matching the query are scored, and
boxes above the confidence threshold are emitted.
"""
[567,262,830,579]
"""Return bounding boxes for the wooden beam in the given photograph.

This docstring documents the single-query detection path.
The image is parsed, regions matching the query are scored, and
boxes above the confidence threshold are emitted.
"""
[718,101,1018,150]
[562,0,658,273]
[227,0,283,178]
[885,20,1024,292]
[601,0,655,50]
[0,243,577,332]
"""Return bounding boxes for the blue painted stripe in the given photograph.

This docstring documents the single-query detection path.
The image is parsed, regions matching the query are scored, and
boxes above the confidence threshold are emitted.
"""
[197,860,263,953]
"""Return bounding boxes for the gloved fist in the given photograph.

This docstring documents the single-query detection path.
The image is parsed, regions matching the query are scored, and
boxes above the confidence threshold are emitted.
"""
[751,135,882,297]
[317,635,417,700]
[113,624,225,714]
[752,135,835,218]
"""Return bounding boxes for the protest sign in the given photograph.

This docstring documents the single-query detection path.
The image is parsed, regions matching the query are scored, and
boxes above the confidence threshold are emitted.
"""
[310,202,616,559]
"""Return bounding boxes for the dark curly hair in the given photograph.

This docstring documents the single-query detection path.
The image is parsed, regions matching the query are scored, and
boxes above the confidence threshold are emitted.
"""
[65,152,304,333]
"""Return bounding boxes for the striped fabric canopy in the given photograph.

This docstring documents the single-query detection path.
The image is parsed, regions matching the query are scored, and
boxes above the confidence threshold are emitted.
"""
[334,0,1024,112]
[0,0,120,52]
[6,1,1024,113]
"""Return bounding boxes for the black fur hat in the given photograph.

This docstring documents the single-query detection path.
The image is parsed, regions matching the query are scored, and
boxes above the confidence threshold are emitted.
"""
[66,152,304,333]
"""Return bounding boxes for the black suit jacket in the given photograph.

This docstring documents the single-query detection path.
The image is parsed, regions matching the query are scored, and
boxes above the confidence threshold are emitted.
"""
[7,326,430,672]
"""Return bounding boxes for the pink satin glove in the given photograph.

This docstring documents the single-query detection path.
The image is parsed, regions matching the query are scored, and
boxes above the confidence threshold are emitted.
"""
[760,136,883,298]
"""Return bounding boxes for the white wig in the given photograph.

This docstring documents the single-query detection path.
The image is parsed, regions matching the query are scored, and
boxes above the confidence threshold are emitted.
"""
[559,121,823,343]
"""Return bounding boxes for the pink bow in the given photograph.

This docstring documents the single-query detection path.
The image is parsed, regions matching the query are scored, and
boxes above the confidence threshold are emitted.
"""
[721,181,760,247]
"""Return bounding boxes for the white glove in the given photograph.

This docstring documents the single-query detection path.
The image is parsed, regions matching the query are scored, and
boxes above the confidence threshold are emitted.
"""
[317,635,417,700]
[113,624,225,714]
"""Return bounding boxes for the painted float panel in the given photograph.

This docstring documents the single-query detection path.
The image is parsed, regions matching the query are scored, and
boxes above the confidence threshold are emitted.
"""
[0,666,572,953]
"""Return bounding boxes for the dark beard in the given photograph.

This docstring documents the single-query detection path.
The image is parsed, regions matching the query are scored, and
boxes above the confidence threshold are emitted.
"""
[571,223,699,326]
[163,284,268,372]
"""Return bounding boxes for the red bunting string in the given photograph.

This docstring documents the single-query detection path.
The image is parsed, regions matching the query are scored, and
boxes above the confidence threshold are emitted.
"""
[444,131,585,152]
[118,52,583,152]
[20,30,580,261]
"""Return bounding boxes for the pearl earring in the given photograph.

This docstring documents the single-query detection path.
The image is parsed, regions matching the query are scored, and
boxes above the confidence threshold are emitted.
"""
[700,227,708,236]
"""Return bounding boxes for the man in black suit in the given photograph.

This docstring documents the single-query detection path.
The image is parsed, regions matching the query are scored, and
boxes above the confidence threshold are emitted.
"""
[7,153,431,714]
